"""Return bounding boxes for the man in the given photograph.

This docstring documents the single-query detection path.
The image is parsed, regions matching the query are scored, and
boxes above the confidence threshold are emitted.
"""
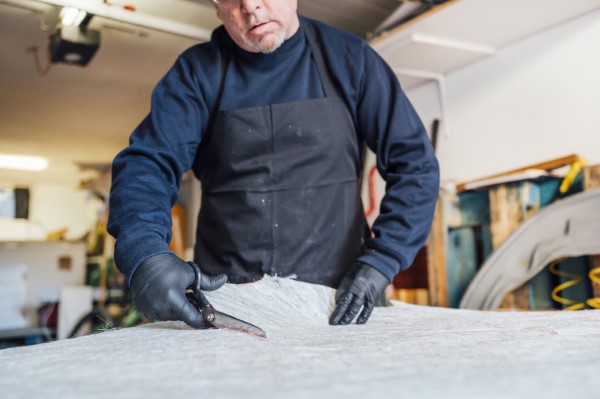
[108,0,439,329]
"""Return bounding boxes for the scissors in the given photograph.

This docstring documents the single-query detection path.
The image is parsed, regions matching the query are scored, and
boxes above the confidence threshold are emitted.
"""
[186,262,267,338]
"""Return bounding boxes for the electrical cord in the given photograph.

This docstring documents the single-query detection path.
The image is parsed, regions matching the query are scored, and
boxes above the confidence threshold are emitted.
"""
[26,41,52,77]
[364,165,378,218]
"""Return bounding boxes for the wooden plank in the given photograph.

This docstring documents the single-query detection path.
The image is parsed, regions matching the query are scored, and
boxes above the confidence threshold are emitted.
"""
[456,154,581,192]
[394,288,430,306]
[583,164,600,190]
[427,196,448,307]
[488,184,530,309]
[583,164,600,299]
[500,284,531,309]
[488,185,522,249]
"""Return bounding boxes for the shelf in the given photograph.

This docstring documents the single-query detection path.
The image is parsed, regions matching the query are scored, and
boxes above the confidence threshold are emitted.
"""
[370,0,600,89]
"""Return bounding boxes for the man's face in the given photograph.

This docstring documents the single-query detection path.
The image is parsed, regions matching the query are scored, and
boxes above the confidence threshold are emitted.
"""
[215,0,299,54]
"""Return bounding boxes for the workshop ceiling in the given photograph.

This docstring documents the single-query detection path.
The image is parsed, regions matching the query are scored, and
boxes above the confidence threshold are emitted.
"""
[0,0,403,185]
[2,0,600,187]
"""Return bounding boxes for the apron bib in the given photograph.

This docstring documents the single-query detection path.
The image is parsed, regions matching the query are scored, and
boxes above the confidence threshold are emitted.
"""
[193,25,364,287]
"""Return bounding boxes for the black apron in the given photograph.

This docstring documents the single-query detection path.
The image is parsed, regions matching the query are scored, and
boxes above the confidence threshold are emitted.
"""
[193,25,365,287]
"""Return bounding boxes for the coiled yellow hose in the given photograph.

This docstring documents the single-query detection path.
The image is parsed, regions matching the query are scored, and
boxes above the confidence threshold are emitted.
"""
[550,260,585,310]
[550,258,600,310]
[587,265,600,309]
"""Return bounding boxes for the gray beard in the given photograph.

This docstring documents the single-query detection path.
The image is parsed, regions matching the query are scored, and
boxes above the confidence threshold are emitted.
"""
[250,28,287,54]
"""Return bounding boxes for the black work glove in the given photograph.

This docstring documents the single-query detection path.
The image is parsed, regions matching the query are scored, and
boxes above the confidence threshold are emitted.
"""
[130,253,227,329]
[329,263,390,325]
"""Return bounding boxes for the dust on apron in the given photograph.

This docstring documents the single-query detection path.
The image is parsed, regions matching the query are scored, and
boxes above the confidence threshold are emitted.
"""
[193,24,364,287]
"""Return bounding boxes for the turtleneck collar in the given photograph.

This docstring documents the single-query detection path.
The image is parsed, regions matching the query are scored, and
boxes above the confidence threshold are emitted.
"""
[231,18,305,63]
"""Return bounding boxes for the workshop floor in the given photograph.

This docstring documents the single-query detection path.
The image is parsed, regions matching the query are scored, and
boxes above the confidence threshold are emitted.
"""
[1,276,599,398]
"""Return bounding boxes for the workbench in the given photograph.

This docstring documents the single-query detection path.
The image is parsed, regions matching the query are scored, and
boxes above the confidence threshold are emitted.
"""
[1,277,598,398]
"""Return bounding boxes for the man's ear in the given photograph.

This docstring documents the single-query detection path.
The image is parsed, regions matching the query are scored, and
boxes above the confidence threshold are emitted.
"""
[214,2,224,21]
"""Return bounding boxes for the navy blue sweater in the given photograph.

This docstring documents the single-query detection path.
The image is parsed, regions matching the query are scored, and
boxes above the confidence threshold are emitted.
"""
[108,16,440,285]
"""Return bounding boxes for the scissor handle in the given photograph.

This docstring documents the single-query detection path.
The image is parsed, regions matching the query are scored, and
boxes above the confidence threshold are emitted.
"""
[187,261,212,310]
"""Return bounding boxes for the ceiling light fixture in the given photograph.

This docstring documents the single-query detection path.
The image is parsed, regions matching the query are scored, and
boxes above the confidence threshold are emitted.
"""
[0,155,49,171]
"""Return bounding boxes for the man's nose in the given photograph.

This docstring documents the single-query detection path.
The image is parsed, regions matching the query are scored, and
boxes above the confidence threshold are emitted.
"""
[240,0,262,13]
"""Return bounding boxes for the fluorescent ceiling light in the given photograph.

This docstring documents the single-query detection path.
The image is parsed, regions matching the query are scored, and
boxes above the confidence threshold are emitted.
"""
[0,155,48,171]
[60,7,87,26]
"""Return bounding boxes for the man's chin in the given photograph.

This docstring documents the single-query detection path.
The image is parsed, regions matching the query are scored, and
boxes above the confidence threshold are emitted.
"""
[248,31,286,54]
[256,42,281,54]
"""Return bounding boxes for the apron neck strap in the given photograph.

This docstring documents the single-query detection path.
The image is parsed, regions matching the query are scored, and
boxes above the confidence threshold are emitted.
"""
[301,18,340,99]
[204,42,231,138]
[211,17,340,117]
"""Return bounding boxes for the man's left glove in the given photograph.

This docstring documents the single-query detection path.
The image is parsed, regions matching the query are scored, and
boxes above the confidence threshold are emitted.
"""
[130,253,227,329]
[329,263,390,325]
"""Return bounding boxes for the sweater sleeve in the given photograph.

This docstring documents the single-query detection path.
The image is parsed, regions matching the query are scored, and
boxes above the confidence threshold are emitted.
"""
[107,55,210,285]
[355,45,440,282]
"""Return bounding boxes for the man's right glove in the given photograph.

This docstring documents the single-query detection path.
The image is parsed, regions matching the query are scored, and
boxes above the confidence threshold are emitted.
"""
[129,253,227,329]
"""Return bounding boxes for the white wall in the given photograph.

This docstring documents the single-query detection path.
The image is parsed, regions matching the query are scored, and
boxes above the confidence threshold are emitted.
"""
[0,241,87,326]
[0,183,104,241]
[406,9,600,185]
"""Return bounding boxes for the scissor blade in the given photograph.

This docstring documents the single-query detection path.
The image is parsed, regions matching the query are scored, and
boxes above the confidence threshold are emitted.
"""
[202,308,267,338]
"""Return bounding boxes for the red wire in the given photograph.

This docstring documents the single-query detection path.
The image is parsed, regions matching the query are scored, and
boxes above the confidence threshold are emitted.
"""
[26,36,52,77]
[364,165,378,217]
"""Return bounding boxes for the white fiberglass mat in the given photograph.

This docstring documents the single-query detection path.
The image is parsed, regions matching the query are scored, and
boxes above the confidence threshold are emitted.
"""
[1,276,599,399]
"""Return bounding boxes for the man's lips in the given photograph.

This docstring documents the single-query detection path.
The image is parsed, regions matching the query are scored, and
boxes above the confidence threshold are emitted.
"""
[249,21,272,33]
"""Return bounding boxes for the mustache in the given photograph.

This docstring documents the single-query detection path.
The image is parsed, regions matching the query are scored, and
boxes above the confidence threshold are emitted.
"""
[246,15,278,29]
